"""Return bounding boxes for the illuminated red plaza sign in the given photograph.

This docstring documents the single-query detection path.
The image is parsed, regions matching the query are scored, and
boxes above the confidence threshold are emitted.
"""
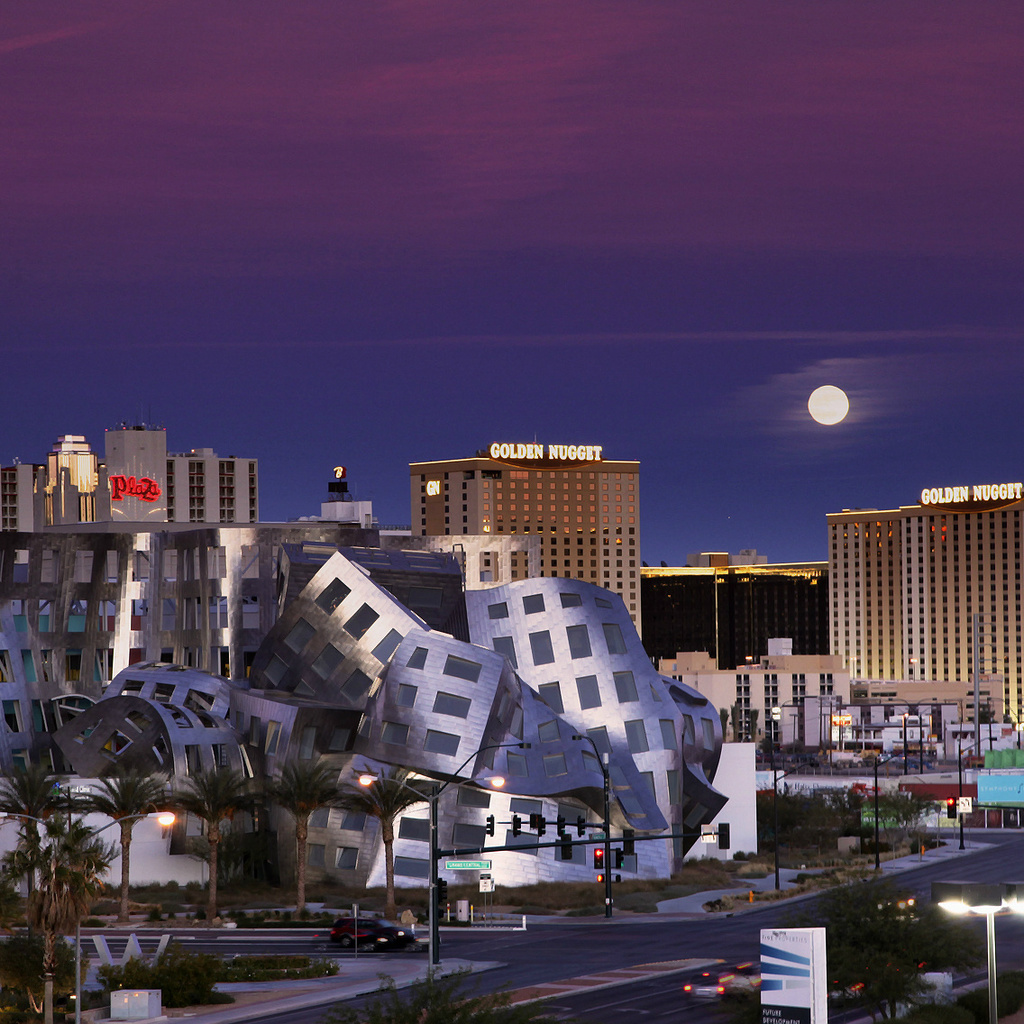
[110,475,161,502]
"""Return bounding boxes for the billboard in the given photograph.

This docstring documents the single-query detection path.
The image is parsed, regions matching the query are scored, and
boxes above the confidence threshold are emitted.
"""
[761,927,828,1024]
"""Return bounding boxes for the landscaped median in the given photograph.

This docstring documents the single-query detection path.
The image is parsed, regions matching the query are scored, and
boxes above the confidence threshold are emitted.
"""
[702,866,874,912]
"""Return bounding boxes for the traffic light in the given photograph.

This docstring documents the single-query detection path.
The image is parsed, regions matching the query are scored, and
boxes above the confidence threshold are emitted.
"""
[576,815,587,837]
[485,815,495,837]
[593,847,604,870]
[559,835,573,861]
[596,873,605,883]
[622,828,635,856]
[946,797,957,820]
[718,823,731,851]
[614,849,625,869]
[529,813,546,836]
[556,815,566,837]
[511,814,522,837]
[436,879,448,911]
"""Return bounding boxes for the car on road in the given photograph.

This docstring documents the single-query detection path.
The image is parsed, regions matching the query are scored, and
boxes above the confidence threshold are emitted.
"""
[683,962,761,1000]
[330,917,416,950]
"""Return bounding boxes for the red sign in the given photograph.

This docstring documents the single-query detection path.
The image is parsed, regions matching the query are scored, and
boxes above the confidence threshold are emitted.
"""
[110,475,162,502]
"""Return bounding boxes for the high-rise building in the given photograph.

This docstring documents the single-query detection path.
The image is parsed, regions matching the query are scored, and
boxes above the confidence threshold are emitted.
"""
[829,479,1024,723]
[165,447,258,524]
[642,553,829,667]
[409,443,641,627]
[2,426,259,531]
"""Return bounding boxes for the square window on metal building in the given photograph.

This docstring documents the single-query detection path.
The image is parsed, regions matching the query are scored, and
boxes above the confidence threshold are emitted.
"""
[488,602,509,619]
[381,721,409,745]
[559,592,583,607]
[424,729,461,755]
[336,847,359,870]
[372,629,404,663]
[395,684,418,708]
[538,682,563,714]
[659,719,677,750]
[315,578,351,615]
[575,675,601,709]
[523,594,545,614]
[625,719,649,753]
[311,643,345,680]
[284,617,316,653]
[406,647,428,670]
[399,817,429,841]
[614,671,638,702]
[432,692,472,718]
[602,622,628,654]
[493,636,517,667]
[344,604,379,640]
[529,631,555,665]
[566,624,592,659]
[444,654,482,681]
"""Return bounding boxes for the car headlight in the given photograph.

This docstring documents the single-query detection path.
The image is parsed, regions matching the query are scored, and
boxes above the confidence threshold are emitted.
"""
[395,930,405,936]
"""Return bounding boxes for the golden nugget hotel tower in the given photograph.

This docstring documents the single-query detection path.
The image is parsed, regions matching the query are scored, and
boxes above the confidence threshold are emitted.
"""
[829,478,1024,724]
[410,443,641,627]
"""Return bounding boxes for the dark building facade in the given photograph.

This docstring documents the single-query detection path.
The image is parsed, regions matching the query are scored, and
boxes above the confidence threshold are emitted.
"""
[642,562,830,669]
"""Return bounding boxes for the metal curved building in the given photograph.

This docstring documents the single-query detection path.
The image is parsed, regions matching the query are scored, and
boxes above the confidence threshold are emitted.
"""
[4,528,727,887]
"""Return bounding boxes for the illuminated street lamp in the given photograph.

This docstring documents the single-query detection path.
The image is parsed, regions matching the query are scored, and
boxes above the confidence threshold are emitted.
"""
[933,882,1024,1024]
[357,741,526,969]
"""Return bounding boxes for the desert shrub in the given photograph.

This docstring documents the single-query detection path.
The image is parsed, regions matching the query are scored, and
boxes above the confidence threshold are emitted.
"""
[99,943,226,1008]
[218,955,338,982]
[899,1005,974,1024]
[957,970,1024,1021]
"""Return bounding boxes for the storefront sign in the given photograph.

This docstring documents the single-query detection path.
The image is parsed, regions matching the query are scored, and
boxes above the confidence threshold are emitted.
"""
[488,442,603,463]
[110,475,161,502]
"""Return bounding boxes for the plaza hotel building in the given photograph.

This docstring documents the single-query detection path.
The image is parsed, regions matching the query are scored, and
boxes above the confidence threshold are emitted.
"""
[829,480,1024,723]
[410,443,641,628]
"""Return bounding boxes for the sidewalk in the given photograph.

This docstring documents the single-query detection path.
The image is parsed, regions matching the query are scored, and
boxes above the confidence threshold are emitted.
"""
[656,836,981,915]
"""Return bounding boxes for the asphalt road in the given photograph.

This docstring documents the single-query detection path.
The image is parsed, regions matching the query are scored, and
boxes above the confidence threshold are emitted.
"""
[89,832,1024,1024]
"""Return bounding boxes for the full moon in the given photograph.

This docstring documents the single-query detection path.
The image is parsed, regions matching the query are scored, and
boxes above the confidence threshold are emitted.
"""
[807,385,849,425]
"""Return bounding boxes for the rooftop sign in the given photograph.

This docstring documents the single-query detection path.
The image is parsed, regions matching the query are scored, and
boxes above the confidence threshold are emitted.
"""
[919,482,1023,512]
[488,442,603,463]
[110,475,161,502]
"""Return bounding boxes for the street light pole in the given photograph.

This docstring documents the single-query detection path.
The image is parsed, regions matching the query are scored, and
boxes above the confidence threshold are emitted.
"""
[958,742,966,851]
[872,753,899,870]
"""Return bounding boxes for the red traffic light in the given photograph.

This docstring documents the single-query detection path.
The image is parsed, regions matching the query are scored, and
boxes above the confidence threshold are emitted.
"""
[593,848,605,869]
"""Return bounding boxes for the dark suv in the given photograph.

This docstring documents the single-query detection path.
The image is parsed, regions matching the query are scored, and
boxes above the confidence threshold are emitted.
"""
[330,917,415,950]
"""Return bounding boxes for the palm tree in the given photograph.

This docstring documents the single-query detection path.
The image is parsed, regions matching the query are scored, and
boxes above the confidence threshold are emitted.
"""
[173,768,248,923]
[337,766,430,921]
[12,816,114,1024]
[0,764,63,898]
[268,759,342,914]
[85,767,169,923]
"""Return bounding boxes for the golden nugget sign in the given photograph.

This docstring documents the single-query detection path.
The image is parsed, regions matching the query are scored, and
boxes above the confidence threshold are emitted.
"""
[920,482,1024,508]
[489,442,603,462]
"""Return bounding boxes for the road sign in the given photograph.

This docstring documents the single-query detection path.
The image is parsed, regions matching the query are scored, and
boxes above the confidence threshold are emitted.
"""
[958,796,973,814]
[479,878,495,892]
[445,860,491,870]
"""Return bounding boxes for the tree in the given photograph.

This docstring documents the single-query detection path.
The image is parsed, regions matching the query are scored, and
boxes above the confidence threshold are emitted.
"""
[173,768,249,923]
[796,877,981,1021]
[0,764,63,896]
[337,766,430,921]
[85,766,169,922]
[9,815,114,1024]
[268,758,342,913]
[730,704,742,743]
[747,708,759,743]
[719,707,729,741]
[323,968,559,1024]
[0,932,74,1015]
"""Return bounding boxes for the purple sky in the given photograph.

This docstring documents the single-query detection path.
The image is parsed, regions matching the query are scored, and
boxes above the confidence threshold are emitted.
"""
[3,3,1023,564]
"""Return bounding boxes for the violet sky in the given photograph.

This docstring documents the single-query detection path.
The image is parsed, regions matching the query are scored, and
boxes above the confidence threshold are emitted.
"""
[2,2,1023,564]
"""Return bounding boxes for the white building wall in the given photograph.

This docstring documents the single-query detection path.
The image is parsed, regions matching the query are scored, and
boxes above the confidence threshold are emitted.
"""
[703,743,757,861]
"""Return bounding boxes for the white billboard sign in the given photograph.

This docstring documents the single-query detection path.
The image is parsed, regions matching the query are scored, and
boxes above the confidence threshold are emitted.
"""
[760,927,828,1024]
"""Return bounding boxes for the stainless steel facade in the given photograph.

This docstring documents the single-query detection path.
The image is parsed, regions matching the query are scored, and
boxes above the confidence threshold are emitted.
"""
[2,528,726,887]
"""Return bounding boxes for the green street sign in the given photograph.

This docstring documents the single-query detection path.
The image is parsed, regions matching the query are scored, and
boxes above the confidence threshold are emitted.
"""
[445,860,491,870]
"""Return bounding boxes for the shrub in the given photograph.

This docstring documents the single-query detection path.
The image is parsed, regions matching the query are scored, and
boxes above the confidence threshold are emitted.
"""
[99,943,226,1008]
[900,1005,974,1024]
[323,969,560,1024]
[147,907,163,922]
[218,955,338,982]
[957,971,1024,1021]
